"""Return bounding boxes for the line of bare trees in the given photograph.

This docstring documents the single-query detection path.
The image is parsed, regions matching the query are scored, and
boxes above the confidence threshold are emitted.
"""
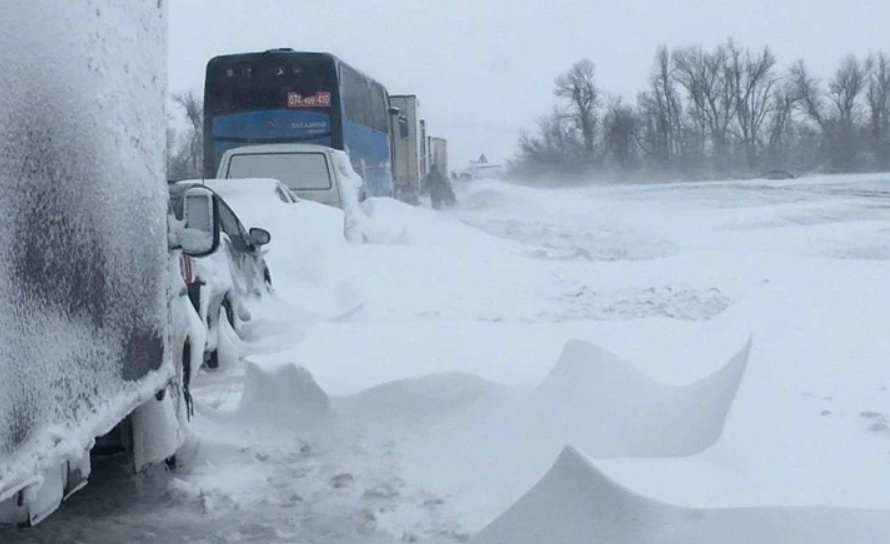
[511,40,890,183]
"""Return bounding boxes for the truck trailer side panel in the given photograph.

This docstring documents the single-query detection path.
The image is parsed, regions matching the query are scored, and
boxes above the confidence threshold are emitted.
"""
[390,95,424,192]
[430,137,448,178]
[0,1,172,520]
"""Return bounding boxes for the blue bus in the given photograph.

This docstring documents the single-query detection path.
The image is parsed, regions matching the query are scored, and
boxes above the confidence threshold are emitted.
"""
[203,49,397,197]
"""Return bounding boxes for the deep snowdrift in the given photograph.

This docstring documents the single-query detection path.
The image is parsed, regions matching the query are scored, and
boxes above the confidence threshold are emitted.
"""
[231,360,330,430]
[514,336,750,457]
[388,335,752,531]
[7,176,890,543]
[474,446,890,544]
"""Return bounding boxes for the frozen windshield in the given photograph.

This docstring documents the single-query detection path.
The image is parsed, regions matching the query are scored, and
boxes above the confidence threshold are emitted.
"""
[226,152,332,191]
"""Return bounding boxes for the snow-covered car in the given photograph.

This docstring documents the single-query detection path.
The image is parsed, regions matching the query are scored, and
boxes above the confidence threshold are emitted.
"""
[168,182,272,369]
[197,177,301,206]
[216,143,365,210]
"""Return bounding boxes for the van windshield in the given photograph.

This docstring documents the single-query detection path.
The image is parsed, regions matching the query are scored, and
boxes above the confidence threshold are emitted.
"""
[226,152,333,191]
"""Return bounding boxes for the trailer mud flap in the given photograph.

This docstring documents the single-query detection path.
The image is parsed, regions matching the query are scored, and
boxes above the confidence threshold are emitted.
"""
[131,391,183,473]
[0,448,91,527]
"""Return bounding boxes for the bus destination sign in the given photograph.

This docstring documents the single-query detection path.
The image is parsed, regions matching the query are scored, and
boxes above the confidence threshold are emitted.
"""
[287,91,332,108]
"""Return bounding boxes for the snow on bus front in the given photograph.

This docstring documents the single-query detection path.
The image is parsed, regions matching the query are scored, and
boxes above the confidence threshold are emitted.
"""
[0,2,170,504]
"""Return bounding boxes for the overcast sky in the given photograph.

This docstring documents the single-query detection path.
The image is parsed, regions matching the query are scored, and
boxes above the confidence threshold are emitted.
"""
[169,0,890,169]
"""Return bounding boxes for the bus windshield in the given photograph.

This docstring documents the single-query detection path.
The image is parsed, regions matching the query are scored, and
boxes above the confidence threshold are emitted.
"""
[205,54,337,115]
[204,53,340,176]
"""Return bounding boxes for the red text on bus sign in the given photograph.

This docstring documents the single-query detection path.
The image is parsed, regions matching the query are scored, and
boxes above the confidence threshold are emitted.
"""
[287,91,331,108]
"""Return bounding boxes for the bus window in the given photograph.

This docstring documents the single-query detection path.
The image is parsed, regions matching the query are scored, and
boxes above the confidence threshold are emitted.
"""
[370,83,387,131]
[206,55,336,114]
[341,64,369,126]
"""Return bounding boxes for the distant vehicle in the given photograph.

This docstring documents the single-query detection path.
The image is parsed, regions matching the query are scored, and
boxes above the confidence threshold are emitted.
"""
[390,95,427,204]
[763,169,797,180]
[429,137,449,180]
[203,49,401,198]
[216,143,364,210]
[458,153,504,180]
[169,183,272,370]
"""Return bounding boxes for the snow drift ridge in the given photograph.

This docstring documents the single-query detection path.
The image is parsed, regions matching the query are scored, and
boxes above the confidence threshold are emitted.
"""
[518,336,751,457]
[474,445,890,544]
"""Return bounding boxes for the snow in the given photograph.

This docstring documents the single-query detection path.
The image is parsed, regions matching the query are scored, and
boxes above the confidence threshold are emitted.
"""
[227,360,330,430]
[4,173,890,542]
[507,337,750,458]
[474,446,890,544]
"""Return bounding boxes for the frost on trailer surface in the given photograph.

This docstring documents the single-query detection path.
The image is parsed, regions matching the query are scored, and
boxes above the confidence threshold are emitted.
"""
[0,2,169,501]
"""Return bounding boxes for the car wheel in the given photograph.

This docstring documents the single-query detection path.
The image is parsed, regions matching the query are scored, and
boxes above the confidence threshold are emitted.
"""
[204,297,234,371]
[204,347,219,370]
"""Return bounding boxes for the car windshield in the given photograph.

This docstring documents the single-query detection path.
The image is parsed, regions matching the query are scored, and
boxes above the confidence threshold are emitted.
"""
[225,151,332,191]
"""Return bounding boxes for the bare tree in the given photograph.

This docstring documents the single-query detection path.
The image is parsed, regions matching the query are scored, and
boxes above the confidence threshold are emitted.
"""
[792,57,868,170]
[828,56,867,170]
[638,47,686,171]
[729,45,778,170]
[673,42,737,174]
[790,60,827,128]
[512,107,584,179]
[764,81,800,169]
[555,59,599,160]
[602,98,639,172]
[865,52,890,167]
[169,91,204,179]
[673,46,710,158]
[790,59,835,170]
[829,56,867,129]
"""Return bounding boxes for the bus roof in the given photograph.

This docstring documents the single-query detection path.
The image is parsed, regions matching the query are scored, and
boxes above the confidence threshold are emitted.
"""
[205,50,386,89]
[207,49,335,64]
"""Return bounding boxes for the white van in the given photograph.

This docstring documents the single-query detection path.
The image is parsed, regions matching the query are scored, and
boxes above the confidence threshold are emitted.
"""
[217,143,362,209]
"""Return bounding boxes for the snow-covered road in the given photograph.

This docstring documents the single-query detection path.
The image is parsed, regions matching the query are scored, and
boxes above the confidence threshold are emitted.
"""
[4,174,890,543]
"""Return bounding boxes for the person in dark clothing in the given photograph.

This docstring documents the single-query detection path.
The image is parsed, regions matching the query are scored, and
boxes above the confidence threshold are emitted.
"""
[426,164,456,210]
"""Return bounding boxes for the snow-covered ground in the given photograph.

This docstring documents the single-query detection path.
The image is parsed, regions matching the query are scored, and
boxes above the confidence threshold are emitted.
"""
[4,174,890,543]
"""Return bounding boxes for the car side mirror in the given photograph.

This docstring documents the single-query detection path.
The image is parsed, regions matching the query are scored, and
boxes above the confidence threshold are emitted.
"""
[180,187,220,257]
[249,227,271,246]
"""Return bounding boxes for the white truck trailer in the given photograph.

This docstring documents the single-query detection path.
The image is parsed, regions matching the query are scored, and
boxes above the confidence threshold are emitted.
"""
[429,137,449,178]
[0,2,219,527]
[389,95,428,203]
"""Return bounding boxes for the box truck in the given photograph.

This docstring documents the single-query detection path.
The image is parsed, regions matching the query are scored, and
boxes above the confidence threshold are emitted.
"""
[0,2,218,526]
